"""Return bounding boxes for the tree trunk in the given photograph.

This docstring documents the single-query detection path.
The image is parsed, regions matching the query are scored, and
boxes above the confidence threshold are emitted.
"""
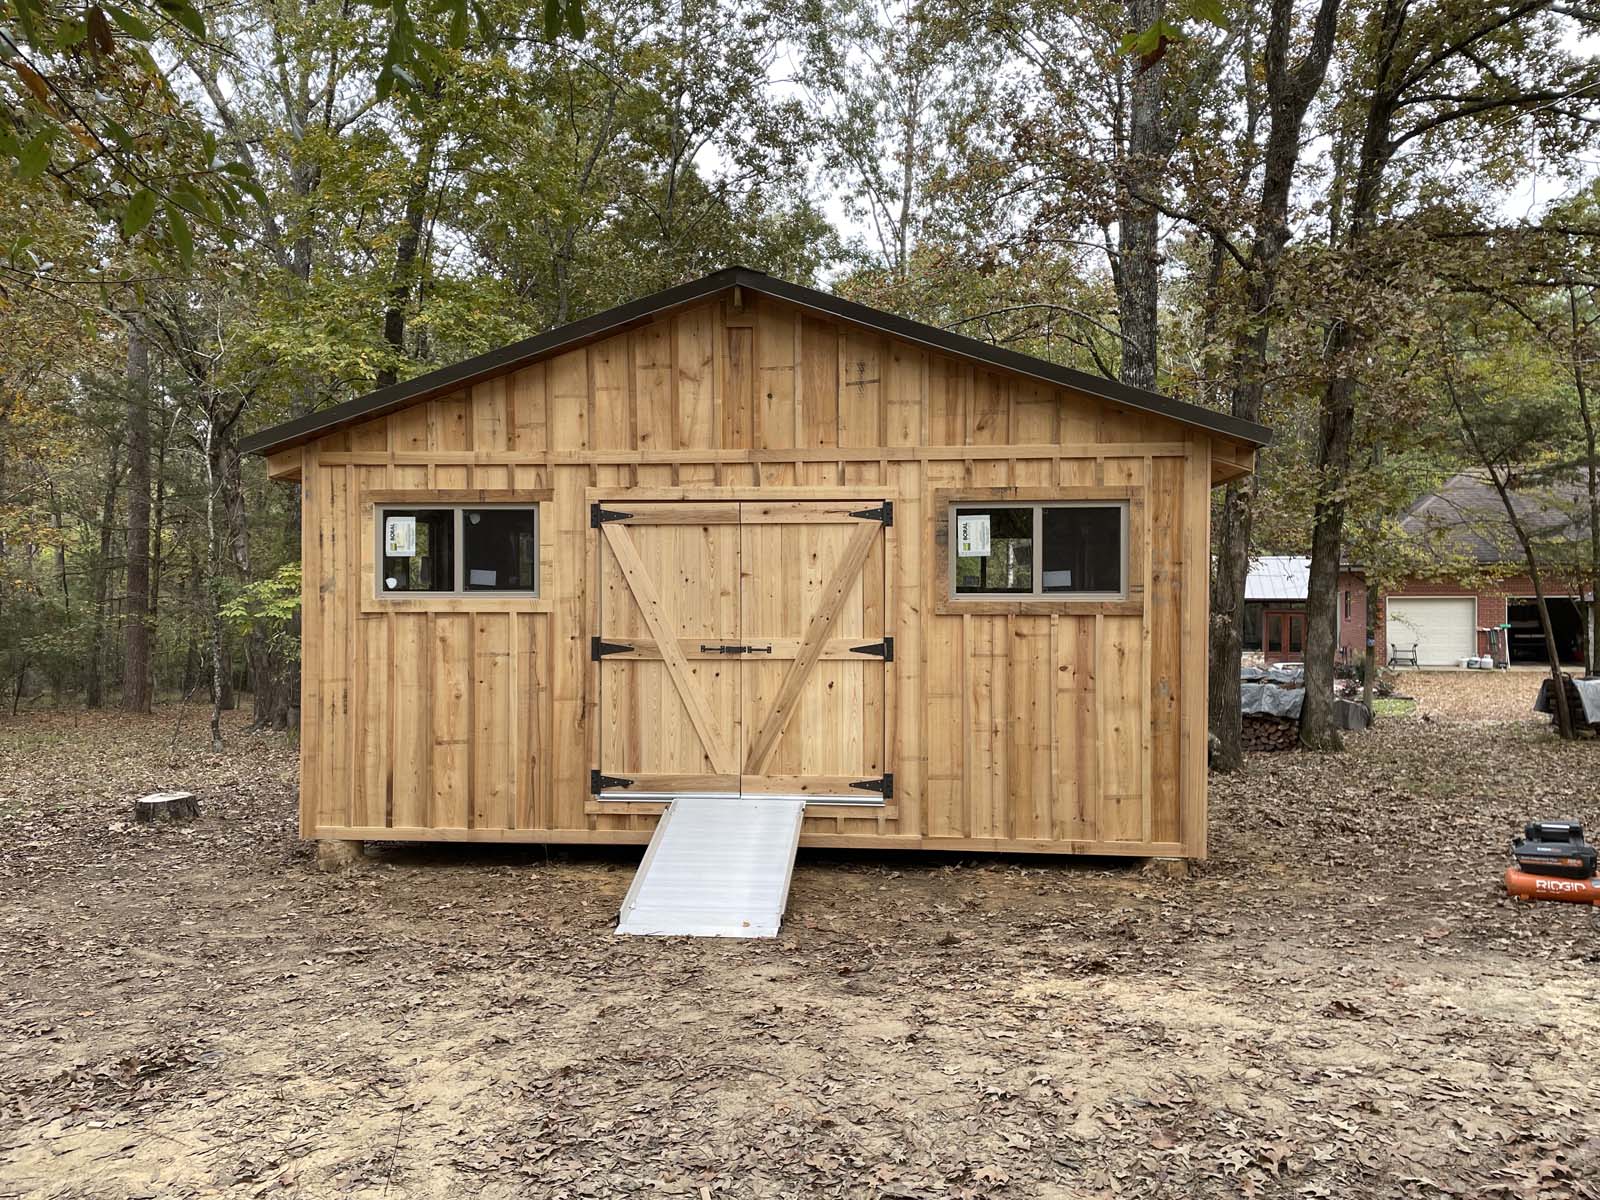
[151,429,167,633]
[1529,574,1575,736]
[895,65,919,277]
[1208,480,1252,771]
[374,136,437,389]
[1117,0,1165,392]
[180,546,202,697]
[1571,288,1600,677]
[1300,364,1358,750]
[85,443,122,708]
[122,321,153,712]
[1204,0,1342,769]
[204,421,226,751]
[1362,573,1378,712]
[1445,372,1577,738]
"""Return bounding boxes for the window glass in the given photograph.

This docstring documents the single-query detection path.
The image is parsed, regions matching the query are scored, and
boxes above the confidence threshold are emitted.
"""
[1267,616,1284,653]
[463,508,537,591]
[953,507,1033,594]
[381,509,453,592]
[1041,505,1122,595]
[1288,614,1305,653]
[1243,603,1263,650]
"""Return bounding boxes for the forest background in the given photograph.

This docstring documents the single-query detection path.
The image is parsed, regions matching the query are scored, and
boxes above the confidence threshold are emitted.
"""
[4,0,1600,760]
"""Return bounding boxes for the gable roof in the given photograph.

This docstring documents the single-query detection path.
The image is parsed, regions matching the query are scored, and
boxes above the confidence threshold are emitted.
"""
[240,267,1273,456]
[1398,471,1590,565]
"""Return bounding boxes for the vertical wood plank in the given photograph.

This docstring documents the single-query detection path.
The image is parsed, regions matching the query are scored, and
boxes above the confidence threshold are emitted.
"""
[391,614,431,827]
[298,445,322,836]
[550,465,588,830]
[1054,615,1099,840]
[1149,456,1184,845]
[722,324,753,451]
[549,349,588,451]
[1008,617,1052,841]
[590,340,632,451]
[432,614,470,827]
[473,613,512,829]
[675,304,718,476]
[1182,433,1212,857]
[968,371,1007,446]
[756,303,796,485]
[801,316,839,450]
[510,363,548,452]
[323,464,351,830]
[472,375,508,452]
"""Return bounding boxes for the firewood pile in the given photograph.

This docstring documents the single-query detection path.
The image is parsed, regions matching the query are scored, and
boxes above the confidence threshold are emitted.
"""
[1240,664,1305,753]
[1534,674,1600,730]
[1242,714,1300,752]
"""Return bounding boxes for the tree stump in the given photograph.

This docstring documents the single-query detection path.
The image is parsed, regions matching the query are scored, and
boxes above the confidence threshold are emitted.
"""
[1334,698,1371,731]
[315,840,366,872]
[133,791,200,823]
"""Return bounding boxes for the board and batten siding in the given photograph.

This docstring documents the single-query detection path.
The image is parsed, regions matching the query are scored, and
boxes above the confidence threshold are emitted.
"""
[291,290,1215,856]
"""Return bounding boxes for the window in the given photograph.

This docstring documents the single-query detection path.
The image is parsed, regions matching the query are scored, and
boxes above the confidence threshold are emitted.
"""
[1264,609,1306,656]
[378,505,537,595]
[1243,602,1264,650]
[951,502,1127,600]
[1342,589,1350,620]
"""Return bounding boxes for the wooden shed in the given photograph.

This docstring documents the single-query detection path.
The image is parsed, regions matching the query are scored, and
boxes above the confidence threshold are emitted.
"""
[245,269,1267,860]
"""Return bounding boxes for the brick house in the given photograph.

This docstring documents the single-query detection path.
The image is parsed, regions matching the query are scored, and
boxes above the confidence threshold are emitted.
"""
[1242,555,1309,664]
[1337,473,1592,668]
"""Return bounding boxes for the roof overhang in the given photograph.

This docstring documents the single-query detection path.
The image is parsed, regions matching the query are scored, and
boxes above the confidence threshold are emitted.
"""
[241,267,1274,457]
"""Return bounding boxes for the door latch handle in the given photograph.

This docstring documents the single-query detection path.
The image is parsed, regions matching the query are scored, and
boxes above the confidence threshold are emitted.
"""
[698,643,773,654]
[745,644,773,654]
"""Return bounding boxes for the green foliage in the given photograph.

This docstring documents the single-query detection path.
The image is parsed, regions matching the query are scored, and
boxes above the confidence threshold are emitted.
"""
[4,0,1600,718]
[1118,0,1228,63]
[221,565,301,650]
[0,0,261,268]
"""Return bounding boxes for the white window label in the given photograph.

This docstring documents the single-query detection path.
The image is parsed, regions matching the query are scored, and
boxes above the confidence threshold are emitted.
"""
[957,514,991,557]
[385,515,416,557]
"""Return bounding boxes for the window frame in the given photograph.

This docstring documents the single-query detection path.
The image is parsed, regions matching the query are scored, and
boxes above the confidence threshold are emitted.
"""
[376,502,539,597]
[949,500,1129,602]
[933,485,1144,616]
[359,489,552,614]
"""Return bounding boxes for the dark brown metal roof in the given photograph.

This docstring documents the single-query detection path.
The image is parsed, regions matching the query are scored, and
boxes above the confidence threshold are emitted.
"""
[241,267,1273,456]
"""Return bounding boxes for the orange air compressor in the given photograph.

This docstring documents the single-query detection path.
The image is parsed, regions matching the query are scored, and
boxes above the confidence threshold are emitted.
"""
[1505,821,1599,906]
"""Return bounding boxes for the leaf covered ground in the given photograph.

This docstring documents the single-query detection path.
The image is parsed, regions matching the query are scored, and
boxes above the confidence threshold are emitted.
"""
[1,679,1598,1199]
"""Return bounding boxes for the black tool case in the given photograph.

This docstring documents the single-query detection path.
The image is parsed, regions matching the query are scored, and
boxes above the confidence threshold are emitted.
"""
[1513,821,1597,879]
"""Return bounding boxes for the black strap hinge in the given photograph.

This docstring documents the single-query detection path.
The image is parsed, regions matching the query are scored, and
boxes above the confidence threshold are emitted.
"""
[849,773,894,800]
[848,501,892,526]
[591,770,633,793]
[591,504,632,527]
[591,638,633,660]
[849,637,894,662]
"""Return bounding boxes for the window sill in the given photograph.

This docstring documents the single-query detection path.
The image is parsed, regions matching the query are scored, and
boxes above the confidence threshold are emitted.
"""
[359,593,553,615]
[934,590,1144,617]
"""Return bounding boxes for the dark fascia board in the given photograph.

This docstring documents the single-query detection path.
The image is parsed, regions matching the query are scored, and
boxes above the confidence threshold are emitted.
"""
[241,267,1273,456]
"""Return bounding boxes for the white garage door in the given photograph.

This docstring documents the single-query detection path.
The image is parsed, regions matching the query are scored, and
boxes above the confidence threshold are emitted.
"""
[1387,597,1475,665]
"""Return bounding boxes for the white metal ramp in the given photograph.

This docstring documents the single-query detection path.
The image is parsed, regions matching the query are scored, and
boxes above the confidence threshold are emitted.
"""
[616,797,806,938]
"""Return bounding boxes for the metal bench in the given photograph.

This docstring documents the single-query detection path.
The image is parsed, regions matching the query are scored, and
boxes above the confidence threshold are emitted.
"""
[1388,642,1418,667]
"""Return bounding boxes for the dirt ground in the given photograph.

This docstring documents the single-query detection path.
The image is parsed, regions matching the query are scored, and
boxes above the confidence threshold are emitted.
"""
[2,682,1599,1200]
[1396,668,1552,723]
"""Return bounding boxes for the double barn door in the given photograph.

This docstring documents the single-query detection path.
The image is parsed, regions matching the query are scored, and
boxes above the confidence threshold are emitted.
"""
[592,499,891,802]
